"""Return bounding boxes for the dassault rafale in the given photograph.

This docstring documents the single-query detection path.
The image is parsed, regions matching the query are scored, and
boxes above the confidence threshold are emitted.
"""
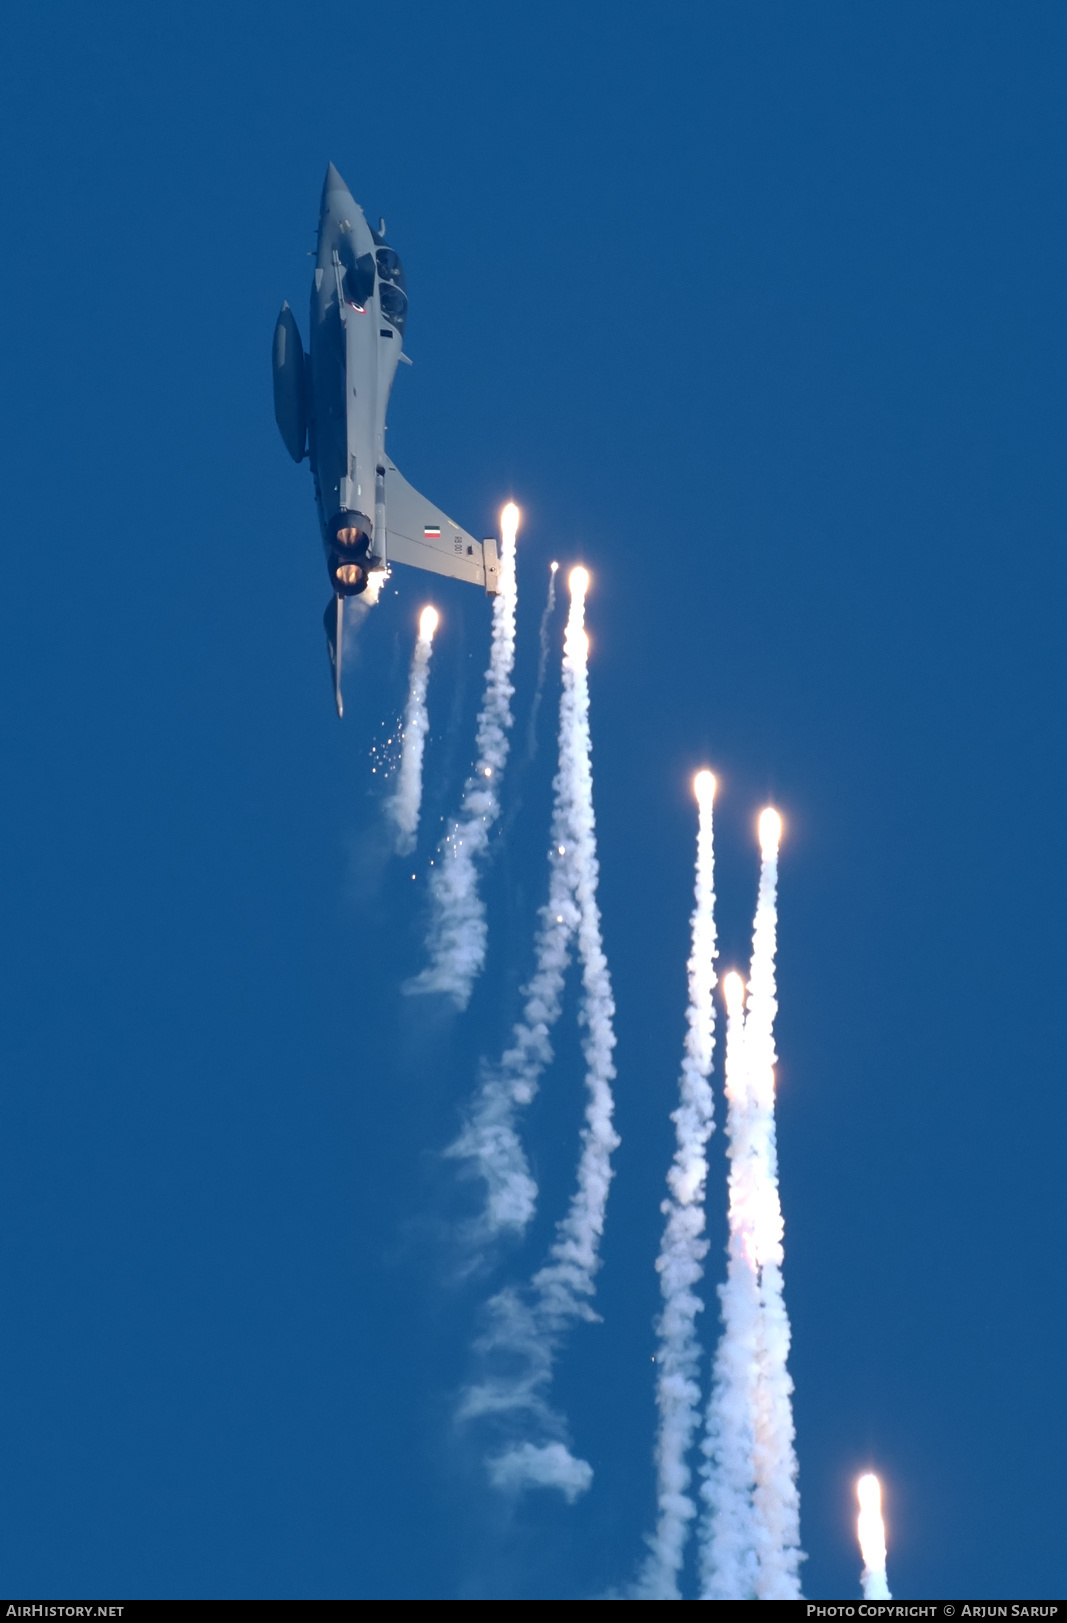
[272,163,499,716]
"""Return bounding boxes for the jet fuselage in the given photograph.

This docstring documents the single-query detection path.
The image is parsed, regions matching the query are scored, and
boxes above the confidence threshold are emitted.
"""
[308,163,406,596]
[273,164,498,715]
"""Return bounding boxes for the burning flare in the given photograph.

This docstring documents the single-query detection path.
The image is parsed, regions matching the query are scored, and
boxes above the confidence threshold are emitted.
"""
[758,807,782,854]
[389,604,440,854]
[722,969,745,1019]
[502,502,520,546]
[857,1473,891,1600]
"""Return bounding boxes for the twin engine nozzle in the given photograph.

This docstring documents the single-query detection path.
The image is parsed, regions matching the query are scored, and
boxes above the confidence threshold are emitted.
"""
[329,511,375,595]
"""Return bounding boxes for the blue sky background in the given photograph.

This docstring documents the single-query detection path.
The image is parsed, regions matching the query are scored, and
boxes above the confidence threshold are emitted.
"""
[0,0,1064,1600]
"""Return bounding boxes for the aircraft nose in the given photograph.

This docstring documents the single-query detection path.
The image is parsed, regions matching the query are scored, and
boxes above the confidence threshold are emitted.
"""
[322,161,350,203]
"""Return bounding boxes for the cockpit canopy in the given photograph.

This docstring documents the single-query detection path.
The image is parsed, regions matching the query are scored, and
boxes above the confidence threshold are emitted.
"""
[337,236,375,309]
[376,246,408,334]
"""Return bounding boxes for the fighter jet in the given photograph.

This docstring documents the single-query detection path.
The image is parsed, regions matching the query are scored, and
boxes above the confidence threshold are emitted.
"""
[272,162,499,716]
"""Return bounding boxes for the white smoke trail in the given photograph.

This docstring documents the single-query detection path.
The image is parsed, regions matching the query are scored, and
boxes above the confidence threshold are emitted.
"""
[525,560,559,760]
[389,605,438,855]
[700,812,803,1600]
[405,504,519,1008]
[445,809,579,1237]
[699,971,761,1599]
[857,1474,891,1600]
[529,569,619,1330]
[460,567,620,1498]
[489,1440,592,1503]
[446,567,597,1237]
[744,810,803,1600]
[633,770,719,1600]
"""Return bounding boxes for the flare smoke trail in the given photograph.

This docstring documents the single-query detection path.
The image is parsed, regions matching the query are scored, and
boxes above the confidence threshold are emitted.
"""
[699,971,761,1599]
[525,560,559,760]
[460,568,620,1499]
[634,771,719,1600]
[700,811,803,1600]
[530,569,620,1331]
[389,605,438,855]
[446,567,598,1237]
[406,504,519,1008]
[744,810,803,1599]
[857,1474,891,1600]
[445,759,579,1237]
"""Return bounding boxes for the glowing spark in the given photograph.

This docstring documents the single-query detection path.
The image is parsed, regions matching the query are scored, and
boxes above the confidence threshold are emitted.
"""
[569,566,589,597]
[419,604,439,639]
[550,560,559,573]
[363,569,387,606]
